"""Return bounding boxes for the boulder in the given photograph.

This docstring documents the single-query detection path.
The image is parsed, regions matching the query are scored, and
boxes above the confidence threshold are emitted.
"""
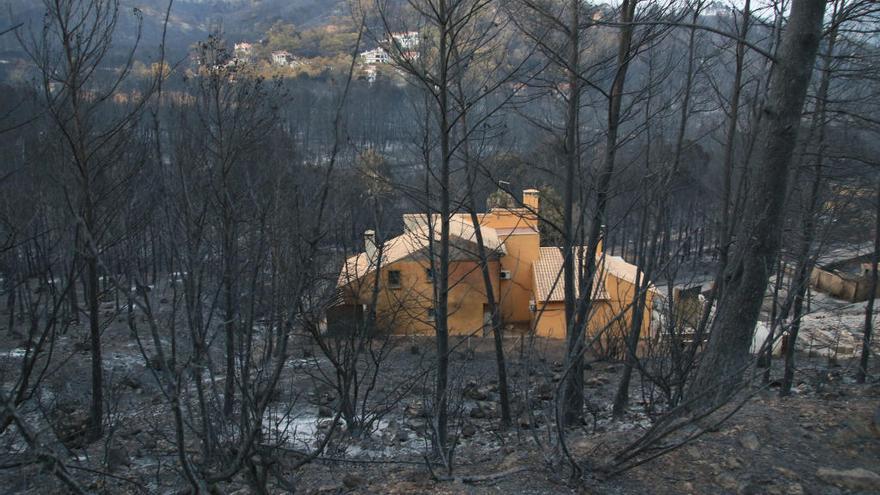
[405,418,429,435]
[107,445,131,471]
[119,375,142,390]
[535,382,554,401]
[715,473,738,491]
[785,483,804,495]
[463,382,488,401]
[585,377,606,388]
[54,408,90,449]
[342,474,364,489]
[405,401,429,418]
[461,423,477,438]
[739,432,760,451]
[393,429,409,443]
[517,413,533,429]
[469,405,486,419]
[817,467,880,491]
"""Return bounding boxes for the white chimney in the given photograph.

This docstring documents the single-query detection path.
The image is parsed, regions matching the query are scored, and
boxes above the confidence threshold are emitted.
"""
[364,230,377,260]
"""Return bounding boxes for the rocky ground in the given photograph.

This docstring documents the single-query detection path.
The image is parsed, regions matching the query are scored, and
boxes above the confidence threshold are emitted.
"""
[0,294,878,493]
[291,354,880,495]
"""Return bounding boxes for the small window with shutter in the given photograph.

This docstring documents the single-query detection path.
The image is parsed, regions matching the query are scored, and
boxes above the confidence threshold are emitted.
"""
[388,270,402,288]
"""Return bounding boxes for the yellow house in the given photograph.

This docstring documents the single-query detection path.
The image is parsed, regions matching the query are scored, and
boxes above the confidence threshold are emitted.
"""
[330,189,655,341]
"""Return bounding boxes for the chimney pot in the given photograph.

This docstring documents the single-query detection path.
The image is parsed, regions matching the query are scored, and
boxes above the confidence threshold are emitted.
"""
[364,230,377,260]
[523,188,540,212]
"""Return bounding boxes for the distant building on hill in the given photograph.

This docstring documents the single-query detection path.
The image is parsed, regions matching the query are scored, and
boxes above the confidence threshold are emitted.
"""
[360,48,390,65]
[271,50,299,67]
[234,42,254,61]
[388,31,420,50]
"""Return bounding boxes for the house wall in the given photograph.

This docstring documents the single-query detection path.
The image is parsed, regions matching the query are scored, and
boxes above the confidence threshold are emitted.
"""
[532,301,567,338]
[498,234,540,324]
[531,273,654,343]
[602,272,655,338]
[342,258,501,335]
[476,208,540,324]
[810,266,878,302]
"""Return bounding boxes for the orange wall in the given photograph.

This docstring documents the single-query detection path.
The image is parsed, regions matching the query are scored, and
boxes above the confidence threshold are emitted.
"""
[342,258,501,335]
[477,208,538,231]
[476,209,540,324]
[531,273,654,342]
[498,234,539,323]
[532,302,567,338]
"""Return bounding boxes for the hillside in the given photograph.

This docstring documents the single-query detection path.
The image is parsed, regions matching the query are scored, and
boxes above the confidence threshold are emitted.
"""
[0,0,348,61]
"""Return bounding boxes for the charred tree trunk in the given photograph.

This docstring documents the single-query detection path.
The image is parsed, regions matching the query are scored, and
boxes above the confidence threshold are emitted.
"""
[561,0,583,427]
[434,0,452,458]
[687,0,826,408]
[780,8,839,396]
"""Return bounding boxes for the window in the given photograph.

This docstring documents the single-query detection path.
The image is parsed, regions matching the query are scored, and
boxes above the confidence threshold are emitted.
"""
[425,267,434,282]
[388,270,402,288]
[427,308,436,322]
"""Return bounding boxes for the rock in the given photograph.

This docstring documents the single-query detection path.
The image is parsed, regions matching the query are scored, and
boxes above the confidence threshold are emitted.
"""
[481,401,499,415]
[405,401,429,418]
[774,467,797,479]
[393,429,409,443]
[107,445,131,471]
[461,423,477,438]
[318,405,333,418]
[469,405,486,419]
[463,382,488,401]
[405,418,428,435]
[311,389,335,405]
[317,417,345,431]
[817,467,880,491]
[716,473,739,491]
[54,408,90,449]
[724,456,742,469]
[137,433,157,450]
[119,375,141,390]
[585,377,606,388]
[739,432,760,451]
[535,382,554,401]
[785,483,804,495]
[342,474,363,489]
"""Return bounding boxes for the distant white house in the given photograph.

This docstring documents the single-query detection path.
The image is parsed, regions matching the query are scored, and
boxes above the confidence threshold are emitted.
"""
[361,48,390,65]
[271,50,299,67]
[234,42,254,60]
[388,31,420,50]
